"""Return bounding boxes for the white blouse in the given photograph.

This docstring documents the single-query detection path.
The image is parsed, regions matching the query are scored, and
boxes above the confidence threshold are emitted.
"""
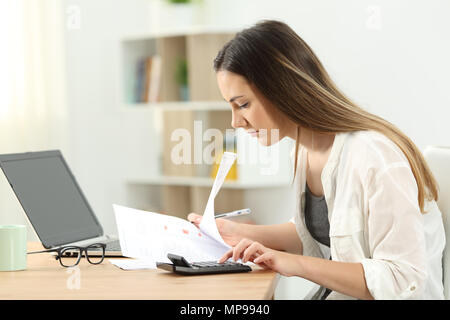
[290,130,445,299]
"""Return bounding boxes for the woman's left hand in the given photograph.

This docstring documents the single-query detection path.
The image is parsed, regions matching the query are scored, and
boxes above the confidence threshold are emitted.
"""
[218,238,301,277]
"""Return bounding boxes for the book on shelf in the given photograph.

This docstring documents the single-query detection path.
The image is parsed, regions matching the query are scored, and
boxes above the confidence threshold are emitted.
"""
[134,55,161,103]
[210,135,238,181]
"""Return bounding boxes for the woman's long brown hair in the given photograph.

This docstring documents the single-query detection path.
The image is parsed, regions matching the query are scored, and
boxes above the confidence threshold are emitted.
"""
[214,20,438,213]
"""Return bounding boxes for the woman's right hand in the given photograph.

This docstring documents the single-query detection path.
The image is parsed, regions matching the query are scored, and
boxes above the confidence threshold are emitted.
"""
[187,213,242,247]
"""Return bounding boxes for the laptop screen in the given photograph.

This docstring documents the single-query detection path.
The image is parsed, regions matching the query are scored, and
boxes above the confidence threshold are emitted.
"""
[0,151,103,248]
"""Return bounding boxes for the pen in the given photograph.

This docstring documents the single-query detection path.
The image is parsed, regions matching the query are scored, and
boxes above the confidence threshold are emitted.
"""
[214,208,251,219]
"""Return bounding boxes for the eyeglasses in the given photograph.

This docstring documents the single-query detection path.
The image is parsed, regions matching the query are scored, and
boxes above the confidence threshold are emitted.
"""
[27,243,106,267]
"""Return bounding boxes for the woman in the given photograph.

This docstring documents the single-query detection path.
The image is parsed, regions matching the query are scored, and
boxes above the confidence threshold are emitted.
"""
[188,20,445,300]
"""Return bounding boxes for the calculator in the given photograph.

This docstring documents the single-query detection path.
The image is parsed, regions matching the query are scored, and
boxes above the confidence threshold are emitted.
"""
[156,253,252,275]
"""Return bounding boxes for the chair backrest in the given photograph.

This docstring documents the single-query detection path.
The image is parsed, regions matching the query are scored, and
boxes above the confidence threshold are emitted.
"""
[424,146,450,299]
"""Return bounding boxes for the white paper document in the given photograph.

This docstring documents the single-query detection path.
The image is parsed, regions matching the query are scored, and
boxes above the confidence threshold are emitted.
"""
[109,258,156,270]
[200,152,237,247]
[113,152,238,264]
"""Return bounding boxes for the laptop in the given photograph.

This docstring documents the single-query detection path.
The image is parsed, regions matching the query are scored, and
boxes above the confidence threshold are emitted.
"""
[0,150,122,257]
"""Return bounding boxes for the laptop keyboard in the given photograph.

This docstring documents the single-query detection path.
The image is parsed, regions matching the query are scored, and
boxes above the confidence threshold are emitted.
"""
[61,240,121,257]
[105,240,121,251]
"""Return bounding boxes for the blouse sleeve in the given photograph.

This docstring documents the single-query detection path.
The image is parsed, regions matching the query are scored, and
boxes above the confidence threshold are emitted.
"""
[361,163,428,299]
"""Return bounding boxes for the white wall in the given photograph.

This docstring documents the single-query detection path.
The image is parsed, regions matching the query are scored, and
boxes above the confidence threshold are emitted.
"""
[60,0,449,299]
[62,0,160,236]
[63,0,450,232]
[201,0,450,148]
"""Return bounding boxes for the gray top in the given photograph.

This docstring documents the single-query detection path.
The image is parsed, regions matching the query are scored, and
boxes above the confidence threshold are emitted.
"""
[304,182,332,299]
[304,182,330,247]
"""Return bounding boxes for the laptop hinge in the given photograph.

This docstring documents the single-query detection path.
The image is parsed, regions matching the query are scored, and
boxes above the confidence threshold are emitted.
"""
[54,235,116,248]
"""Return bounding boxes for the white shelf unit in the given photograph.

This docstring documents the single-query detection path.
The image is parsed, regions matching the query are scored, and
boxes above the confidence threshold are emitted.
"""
[119,28,294,221]
[121,25,240,43]
[120,101,230,111]
[127,175,291,189]
[125,177,294,223]
[120,28,236,106]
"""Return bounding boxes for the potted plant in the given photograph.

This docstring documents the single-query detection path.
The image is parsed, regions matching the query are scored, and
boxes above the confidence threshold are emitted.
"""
[167,0,191,3]
[175,57,189,101]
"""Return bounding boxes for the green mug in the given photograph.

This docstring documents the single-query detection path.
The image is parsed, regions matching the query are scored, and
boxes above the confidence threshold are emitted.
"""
[0,225,27,271]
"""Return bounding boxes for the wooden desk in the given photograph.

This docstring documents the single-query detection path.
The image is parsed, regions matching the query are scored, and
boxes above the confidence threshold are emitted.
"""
[0,243,279,300]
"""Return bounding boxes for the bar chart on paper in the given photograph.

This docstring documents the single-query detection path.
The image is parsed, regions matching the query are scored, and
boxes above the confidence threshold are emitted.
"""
[113,205,229,263]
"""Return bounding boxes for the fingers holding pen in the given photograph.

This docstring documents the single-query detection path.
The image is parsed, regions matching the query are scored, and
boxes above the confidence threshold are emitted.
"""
[187,213,202,227]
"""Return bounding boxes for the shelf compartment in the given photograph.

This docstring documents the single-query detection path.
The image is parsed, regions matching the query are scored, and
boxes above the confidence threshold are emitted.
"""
[126,175,290,189]
[121,31,235,105]
[121,101,230,111]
